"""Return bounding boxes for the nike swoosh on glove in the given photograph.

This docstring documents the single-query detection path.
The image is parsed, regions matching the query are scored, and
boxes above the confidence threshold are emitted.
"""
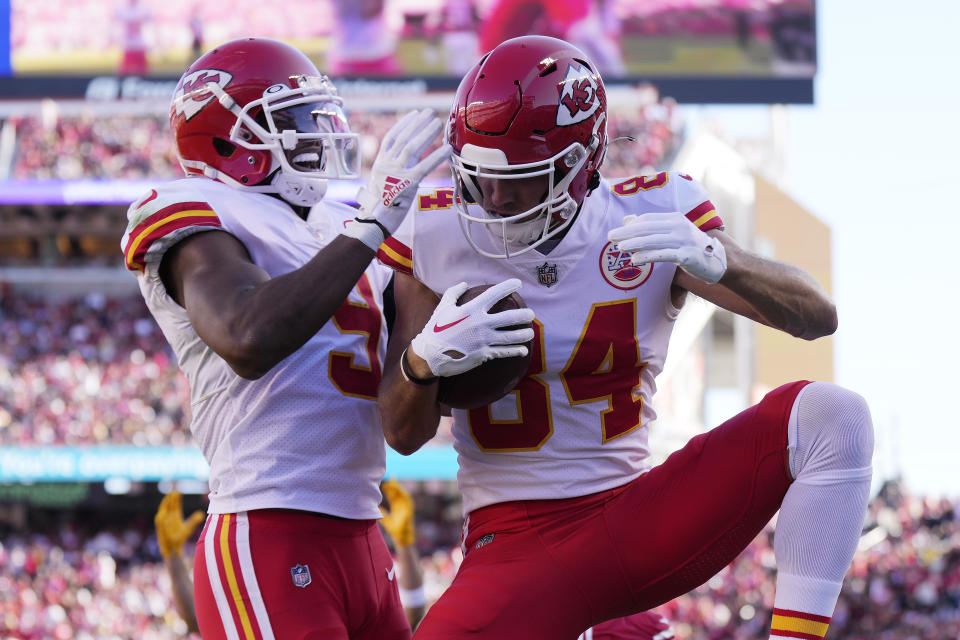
[410,279,536,377]
[607,212,727,284]
[343,109,451,251]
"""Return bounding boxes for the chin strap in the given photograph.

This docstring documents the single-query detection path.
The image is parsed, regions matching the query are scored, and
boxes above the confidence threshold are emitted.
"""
[271,171,327,207]
[178,156,327,207]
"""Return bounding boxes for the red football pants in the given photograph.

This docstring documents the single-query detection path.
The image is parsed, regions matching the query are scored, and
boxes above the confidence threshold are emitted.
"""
[194,509,411,640]
[415,381,810,639]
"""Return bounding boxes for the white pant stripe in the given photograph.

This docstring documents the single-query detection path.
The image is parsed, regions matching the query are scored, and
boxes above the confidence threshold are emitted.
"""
[204,513,241,640]
[235,512,275,640]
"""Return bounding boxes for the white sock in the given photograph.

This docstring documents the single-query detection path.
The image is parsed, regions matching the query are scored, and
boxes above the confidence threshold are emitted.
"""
[769,382,874,639]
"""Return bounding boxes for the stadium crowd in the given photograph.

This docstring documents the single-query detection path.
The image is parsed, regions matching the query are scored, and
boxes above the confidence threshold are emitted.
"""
[9,105,683,182]
[0,293,190,447]
[658,480,960,639]
[10,114,180,181]
[0,293,955,636]
[0,480,955,638]
[0,517,195,639]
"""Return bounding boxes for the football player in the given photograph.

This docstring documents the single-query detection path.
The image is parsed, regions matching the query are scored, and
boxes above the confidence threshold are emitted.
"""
[122,38,448,639]
[376,36,874,639]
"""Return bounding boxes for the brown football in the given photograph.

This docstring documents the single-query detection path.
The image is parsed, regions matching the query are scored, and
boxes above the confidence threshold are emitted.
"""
[436,284,534,410]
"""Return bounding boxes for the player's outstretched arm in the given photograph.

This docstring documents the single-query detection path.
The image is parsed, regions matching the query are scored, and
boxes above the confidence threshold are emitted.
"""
[609,213,836,340]
[677,229,837,340]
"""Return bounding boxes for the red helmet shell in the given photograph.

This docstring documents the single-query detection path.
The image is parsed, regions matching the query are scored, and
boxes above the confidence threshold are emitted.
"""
[170,38,322,186]
[448,35,608,206]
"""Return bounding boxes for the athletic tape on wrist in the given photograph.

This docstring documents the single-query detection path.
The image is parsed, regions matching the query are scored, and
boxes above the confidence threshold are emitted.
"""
[341,219,385,252]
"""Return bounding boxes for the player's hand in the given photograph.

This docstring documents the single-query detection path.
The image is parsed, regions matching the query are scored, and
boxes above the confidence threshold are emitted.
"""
[379,479,416,547]
[608,212,727,284]
[410,279,535,377]
[346,109,451,250]
[155,490,206,559]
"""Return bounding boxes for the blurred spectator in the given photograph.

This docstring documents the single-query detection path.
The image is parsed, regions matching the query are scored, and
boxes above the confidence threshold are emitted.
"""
[188,3,203,62]
[115,0,151,76]
[327,0,401,76]
[434,0,482,75]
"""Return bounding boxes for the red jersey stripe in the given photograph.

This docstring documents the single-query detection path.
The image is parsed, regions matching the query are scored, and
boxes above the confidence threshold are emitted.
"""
[217,514,260,640]
[376,237,413,275]
[124,210,221,271]
[772,608,832,624]
[127,201,214,239]
[382,236,412,260]
[686,200,723,232]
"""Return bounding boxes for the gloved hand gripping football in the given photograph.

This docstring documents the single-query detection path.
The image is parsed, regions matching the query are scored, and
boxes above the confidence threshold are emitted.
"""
[410,279,535,378]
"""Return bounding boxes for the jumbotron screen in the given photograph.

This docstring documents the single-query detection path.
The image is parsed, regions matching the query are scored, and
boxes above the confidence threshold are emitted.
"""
[2,0,816,103]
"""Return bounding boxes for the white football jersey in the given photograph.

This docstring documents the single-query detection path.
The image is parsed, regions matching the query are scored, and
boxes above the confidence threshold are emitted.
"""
[379,172,722,513]
[122,177,391,519]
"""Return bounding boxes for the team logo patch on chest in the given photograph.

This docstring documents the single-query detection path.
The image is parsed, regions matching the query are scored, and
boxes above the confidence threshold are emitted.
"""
[599,241,653,290]
[536,262,559,287]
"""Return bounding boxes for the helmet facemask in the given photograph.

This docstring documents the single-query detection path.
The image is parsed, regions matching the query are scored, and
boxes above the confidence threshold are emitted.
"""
[177,75,361,207]
[451,119,601,259]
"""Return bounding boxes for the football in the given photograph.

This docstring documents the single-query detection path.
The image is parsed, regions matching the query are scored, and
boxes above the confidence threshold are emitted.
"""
[437,284,534,410]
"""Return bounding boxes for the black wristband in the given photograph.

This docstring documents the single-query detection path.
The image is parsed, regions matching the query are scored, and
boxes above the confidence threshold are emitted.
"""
[400,347,438,386]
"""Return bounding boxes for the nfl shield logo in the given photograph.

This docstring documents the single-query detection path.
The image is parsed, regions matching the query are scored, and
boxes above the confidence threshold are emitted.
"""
[291,564,312,588]
[536,262,559,287]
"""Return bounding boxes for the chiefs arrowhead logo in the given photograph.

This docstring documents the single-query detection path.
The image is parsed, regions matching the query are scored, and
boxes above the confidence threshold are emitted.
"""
[557,63,600,127]
[173,69,234,121]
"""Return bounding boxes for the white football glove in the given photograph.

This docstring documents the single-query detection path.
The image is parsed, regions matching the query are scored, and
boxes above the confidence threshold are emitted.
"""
[410,279,536,378]
[343,109,451,251]
[607,212,727,284]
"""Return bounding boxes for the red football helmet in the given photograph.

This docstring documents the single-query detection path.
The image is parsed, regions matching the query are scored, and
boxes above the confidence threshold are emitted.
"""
[170,38,360,207]
[447,35,608,258]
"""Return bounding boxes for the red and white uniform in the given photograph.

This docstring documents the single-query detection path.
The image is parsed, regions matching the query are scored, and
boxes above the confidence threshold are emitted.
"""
[381,171,721,515]
[379,173,808,638]
[124,176,390,520]
[124,177,409,640]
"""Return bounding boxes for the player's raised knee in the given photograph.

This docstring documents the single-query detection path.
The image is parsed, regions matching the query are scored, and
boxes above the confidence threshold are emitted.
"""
[807,382,874,466]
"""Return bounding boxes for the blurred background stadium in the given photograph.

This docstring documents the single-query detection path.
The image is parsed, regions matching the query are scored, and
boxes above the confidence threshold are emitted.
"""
[0,0,957,638]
